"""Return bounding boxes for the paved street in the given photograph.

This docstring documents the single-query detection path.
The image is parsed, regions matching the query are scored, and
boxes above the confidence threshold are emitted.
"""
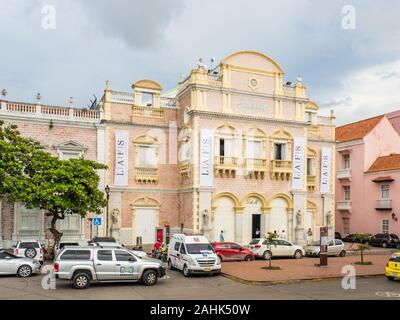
[0,269,399,300]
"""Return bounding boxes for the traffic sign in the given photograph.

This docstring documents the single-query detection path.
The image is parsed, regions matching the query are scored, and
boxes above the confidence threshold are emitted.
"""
[93,217,102,226]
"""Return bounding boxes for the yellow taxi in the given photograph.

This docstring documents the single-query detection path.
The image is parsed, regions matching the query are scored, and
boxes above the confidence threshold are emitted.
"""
[385,252,400,281]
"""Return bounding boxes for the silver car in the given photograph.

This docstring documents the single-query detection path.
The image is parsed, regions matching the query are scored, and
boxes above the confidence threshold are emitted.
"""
[0,249,41,277]
[54,246,166,289]
[306,239,347,257]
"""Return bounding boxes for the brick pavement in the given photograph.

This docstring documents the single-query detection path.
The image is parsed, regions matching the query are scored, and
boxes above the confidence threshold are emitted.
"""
[221,254,392,283]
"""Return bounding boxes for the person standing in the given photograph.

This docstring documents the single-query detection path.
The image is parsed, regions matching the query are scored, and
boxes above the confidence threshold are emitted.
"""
[153,238,162,259]
[219,230,225,242]
[255,228,261,238]
[307,228,313,245]
[279,230,286,240]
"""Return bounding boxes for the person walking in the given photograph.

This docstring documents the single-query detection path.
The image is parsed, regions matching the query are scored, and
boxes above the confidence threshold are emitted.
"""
[219,230,225,242]
[279,230,287,240]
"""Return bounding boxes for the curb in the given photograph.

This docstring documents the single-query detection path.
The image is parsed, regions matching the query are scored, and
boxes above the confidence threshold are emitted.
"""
[220,272,384,286]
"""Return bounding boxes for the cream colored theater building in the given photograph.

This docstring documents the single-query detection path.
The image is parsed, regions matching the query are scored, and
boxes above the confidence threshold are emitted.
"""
[102,50,336,246]
[0,50,336,248]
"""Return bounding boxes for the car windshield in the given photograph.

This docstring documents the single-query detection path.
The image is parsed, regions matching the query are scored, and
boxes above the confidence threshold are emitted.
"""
[19,242,40,248]
[60,243,79,249]
[311,241,320,246]
[390,256,400,262]
[185,243,214,254]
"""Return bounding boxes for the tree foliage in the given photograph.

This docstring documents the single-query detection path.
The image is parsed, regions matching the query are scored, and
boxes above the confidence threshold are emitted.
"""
[0,120,107,249]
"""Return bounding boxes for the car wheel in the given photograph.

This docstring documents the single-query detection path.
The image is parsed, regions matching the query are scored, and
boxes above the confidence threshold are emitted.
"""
[263,250,272,260]
[72,272,91,289]
[294,250,303,259]
[183,264,191,277]
[24,248,37,259]
[339,250,346,257]
[244,255,252,262]
[17,265,32,277]
[142,270,158,286]
[382,242,388,248]
[168,259,175,270]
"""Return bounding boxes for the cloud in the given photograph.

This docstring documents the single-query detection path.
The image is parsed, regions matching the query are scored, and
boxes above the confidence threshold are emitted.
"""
[320,59,400,124]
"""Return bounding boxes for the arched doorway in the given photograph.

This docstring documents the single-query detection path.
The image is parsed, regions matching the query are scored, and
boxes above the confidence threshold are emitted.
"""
[212,194,238,242]
[268,198,289,236]
[131,197,160,245]
[241,193,268,244]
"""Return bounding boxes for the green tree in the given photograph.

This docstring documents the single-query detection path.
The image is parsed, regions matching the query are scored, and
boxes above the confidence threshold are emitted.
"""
[265,232,279,269]
[0,121,107,253]
[353,233,371,264]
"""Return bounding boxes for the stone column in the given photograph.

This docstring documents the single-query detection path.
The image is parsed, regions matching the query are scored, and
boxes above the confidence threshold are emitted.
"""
[292,190,306,245]
[235,208,243,244]
[287,209,294,243]
[323,193,335,239]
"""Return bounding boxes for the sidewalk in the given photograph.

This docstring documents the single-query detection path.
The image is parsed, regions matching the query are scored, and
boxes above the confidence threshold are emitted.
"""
[221,254,392,284]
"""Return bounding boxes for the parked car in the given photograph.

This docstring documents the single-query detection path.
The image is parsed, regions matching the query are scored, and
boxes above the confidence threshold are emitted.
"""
[248,238,305,260]
[13,240,44,263]
[87,238,147,258]
[335,232,342,240]
[53,246,165,289]
[306,239,347,257]
[167,234,221,277]
[341,234,372,245]
[88,237,120,245]
[0,249,41,277]
[212,242,255,262]
[385,252,400,281]
[54,242,80,256]
[370,233,400,248]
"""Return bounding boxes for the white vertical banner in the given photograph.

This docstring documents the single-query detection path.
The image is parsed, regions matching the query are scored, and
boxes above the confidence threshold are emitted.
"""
[320,147,332,193]
[199,129,214,187]
[114,130,129,185]
[292,137,306,189]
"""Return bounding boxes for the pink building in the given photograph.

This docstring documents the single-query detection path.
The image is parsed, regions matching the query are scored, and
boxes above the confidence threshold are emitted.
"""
[335,114,400,236]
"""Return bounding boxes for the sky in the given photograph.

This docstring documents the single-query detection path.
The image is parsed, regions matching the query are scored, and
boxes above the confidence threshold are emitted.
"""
[0,0,400,125]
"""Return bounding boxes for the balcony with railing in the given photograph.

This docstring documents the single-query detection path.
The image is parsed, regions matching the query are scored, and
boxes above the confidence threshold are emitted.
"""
[307,175,317,191]
[337,168,352,180]
[135,167,159,184]
[132,105,163,118]
[245,158,267,179]
[270,159,292,181]
[214,156,238,178]
[375,199,392,210]
[337,200,352,212]
[0,100,100,122]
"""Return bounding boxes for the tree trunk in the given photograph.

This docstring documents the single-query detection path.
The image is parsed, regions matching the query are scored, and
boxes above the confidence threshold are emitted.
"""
[48,213,63,257]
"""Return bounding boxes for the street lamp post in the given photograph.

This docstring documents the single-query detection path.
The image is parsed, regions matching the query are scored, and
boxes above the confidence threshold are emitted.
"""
[105,185,110,237]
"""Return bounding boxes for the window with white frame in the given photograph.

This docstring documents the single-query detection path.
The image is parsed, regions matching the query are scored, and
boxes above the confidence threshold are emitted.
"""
[219,137,234,158]
[247,140,262,159]
[306,111,313,123]
[343,186,351,200]
[58,214,81,236]
[273,142,287,160]
[342,218,350,235]
[382,220,389,233]
[381,184,390,199]
[138,145,156,167]
[343,154,350,169]
[18,205,41,237]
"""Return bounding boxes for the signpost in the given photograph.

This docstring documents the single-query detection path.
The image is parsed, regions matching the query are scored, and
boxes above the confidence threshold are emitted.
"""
[320,227,328,267]
[93,217,102,237]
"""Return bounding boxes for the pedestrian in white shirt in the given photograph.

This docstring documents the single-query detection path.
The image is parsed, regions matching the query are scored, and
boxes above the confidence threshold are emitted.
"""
[279,230,287,240]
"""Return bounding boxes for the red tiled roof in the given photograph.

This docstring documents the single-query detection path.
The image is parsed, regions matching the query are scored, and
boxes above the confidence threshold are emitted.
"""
[336,115,384,142]
[367,154,400,173]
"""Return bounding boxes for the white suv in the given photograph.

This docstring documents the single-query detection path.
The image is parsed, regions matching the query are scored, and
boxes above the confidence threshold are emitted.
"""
[249,238,305,260]
[13,240,44,263]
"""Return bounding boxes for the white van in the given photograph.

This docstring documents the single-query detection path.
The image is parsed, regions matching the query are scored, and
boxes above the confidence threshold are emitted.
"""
[167,234,221,277]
